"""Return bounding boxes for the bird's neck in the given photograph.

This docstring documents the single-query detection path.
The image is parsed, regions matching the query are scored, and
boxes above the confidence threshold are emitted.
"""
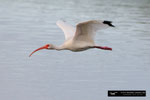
[51,45,65,51]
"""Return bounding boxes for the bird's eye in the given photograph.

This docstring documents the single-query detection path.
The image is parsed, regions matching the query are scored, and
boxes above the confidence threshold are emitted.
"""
[46,44,49,46]
[45,44,50,48]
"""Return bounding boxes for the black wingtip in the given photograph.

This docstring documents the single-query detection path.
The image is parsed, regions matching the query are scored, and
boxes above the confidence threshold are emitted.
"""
[103,20,115,27]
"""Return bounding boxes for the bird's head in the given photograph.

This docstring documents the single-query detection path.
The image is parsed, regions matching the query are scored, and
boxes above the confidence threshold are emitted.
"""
[29,44,53,57]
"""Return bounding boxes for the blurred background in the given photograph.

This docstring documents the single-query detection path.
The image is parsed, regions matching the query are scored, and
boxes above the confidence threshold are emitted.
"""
[0,0,150,100]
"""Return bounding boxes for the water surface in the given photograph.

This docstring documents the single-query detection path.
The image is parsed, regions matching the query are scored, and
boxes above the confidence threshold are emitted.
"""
[0,0,150,100]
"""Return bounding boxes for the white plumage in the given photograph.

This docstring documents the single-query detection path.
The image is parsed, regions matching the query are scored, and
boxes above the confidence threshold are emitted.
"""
[29,20,114,57]
[56,20,75,40]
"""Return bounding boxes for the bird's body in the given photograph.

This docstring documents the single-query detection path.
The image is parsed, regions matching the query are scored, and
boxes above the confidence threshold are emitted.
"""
[59,38,94,52]
[29,20,114,57]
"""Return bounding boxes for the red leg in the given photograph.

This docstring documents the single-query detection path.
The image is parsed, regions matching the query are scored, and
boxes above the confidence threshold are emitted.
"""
[94,46,112,51]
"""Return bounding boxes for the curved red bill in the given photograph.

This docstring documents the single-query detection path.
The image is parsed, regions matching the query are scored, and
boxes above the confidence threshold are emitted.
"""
[29,44,49,57]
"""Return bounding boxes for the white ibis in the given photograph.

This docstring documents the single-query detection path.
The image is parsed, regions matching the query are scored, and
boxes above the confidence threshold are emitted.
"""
[29,20,115,57]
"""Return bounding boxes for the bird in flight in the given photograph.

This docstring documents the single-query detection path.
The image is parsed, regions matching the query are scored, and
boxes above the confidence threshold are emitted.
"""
[29,20,115,57]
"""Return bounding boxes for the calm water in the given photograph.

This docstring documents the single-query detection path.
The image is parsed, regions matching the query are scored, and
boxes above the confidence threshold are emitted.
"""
[0,0,150,100]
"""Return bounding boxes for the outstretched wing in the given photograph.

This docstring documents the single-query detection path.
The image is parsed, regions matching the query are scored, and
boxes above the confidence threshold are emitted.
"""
[73,20,114,43]
[56,20,76,40]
